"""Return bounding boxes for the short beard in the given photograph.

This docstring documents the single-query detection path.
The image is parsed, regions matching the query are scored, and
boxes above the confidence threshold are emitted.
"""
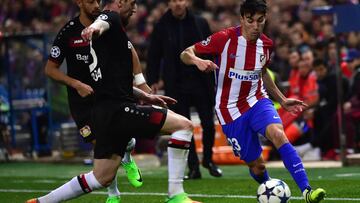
[85,11,98,21]
[121,17,129,27]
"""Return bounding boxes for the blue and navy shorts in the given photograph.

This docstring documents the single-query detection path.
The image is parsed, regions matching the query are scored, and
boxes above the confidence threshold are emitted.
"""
[221,98,282,163]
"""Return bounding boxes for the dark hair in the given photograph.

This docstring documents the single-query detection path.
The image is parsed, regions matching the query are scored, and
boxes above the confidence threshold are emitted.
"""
[240,0,267,17]
[102,0,115,6]
[313,58,327,69]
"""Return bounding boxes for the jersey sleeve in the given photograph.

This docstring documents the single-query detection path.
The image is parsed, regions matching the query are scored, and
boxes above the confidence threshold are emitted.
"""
[262,35,274,67]
[49,30,67,64]
[264,47,274,67]
[194,29,230,55]
[96,11,121,29]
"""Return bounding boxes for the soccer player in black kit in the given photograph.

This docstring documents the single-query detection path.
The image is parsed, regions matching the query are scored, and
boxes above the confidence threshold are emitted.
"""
[28,0,201,203]
[26,0,148,203]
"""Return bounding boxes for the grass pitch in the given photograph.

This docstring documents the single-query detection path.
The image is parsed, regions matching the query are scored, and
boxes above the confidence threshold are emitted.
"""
[0,162,360,202]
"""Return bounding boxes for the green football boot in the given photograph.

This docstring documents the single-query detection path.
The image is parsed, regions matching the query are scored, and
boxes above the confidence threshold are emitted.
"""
[121,157,143,188]
[303,188,326,203]
[105,196,121,203]
[165,193,202,203]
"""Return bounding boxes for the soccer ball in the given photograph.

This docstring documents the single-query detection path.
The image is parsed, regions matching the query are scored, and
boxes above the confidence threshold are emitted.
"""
[257,179,291,203]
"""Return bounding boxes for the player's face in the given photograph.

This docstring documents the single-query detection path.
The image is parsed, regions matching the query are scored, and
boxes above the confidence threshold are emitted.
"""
[78,0,101,20]
[240,12,266,42]
[119,0,137,26]
[298,60,311,77]
[289,51,300,68]
[314,65,327,80]
[168,0,188,19]
[301,51,314,68]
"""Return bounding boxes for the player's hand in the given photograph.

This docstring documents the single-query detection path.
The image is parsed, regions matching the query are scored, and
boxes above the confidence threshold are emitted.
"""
[142,94,177,108]
[281,98,308,115]
[73,80,94,97]
[81,27,100,41]
[194,59,218,73]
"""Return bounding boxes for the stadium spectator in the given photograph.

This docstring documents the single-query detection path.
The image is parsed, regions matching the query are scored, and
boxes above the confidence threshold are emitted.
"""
[287,48,301,88]
[344,49,360,153]
[287,49,321,160]
[313,58,350,160]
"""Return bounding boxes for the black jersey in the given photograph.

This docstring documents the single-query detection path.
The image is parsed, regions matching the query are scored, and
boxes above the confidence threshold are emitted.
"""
[90,11,134,103]
[49,16,94,107]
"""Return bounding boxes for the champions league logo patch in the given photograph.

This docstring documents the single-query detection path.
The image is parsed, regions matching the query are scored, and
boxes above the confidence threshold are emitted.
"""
[201,36,211,46]
[98,14,108,21]
[50,46,61,58]
[128,41,133,49]
[260,54,265,62]
[260,54,267,66]
[80,125,91,138]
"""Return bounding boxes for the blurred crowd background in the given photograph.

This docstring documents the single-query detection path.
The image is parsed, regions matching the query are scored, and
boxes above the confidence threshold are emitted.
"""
[0,0,360,162]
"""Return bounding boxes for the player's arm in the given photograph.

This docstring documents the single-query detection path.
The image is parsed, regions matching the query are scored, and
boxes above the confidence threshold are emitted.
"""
[132,47,151,93]
[181,30,229,72]
[180,45,217,72]
[132,87,176,108]
[81,19,110,41]
[45,60,93,97]
[262,67,287,104]
[262,68,307,114]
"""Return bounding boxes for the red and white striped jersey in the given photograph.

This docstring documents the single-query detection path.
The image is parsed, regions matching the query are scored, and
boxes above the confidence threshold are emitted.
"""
[194,26,273,125]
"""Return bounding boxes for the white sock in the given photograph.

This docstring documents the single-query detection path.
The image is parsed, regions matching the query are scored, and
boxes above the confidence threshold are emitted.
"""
[107,174,120,197]
[38,171,102,203]
[168,147,188,198]
[167,130,192,198]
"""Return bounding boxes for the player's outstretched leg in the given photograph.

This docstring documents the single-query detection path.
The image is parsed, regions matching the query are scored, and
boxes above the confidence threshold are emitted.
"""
[265,123,326,203]
[278,143,327,202]
[121,138,143,188]
[27,171,103,203]
[303,188,326,203]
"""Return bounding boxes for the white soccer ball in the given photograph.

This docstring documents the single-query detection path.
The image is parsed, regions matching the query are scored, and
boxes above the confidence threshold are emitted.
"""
[257,179,291,203]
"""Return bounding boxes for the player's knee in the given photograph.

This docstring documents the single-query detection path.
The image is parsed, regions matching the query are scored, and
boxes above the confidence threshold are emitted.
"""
[183,118,194,131]
[177,116,194,132]
[93,169,116,187]
[267,126,288,148]
[96,173,116,187]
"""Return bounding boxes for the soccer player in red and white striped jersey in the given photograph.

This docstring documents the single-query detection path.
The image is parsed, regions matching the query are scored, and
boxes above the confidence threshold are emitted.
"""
[181,0,326,202]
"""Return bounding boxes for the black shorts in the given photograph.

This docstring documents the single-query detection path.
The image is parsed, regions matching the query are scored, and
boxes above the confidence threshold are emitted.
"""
[69,102,96,143]
[91,101,167,159]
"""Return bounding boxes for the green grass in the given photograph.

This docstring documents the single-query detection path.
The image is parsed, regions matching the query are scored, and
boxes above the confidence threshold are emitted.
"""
[0,162,360,202]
